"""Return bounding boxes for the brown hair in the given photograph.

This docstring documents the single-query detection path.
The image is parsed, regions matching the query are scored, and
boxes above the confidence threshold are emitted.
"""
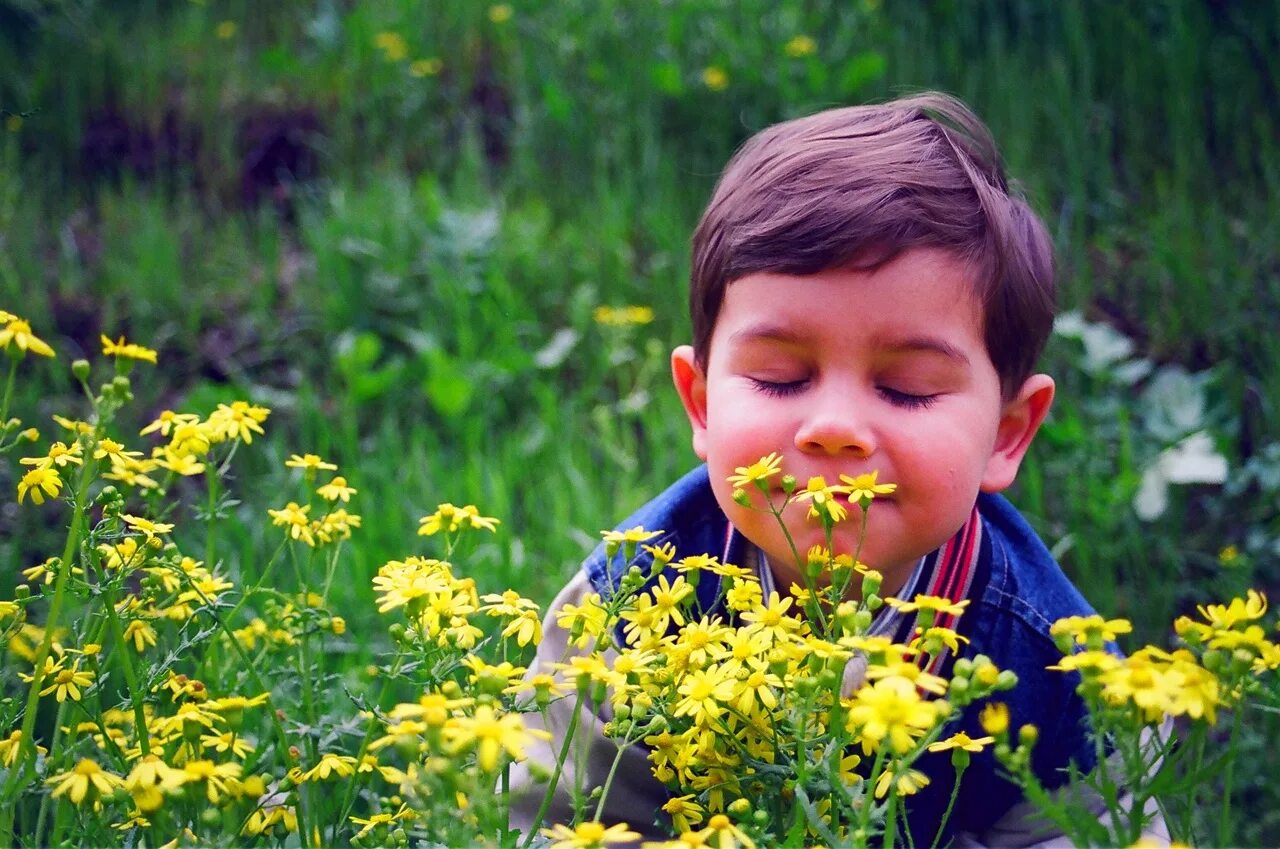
[689,92,1055,399]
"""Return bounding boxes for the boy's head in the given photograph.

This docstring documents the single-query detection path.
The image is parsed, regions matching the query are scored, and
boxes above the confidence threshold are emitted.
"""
[671,93,1058,592]
[689,91,1055,401]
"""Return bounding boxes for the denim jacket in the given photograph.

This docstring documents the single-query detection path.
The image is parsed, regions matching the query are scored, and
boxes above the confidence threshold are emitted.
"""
[582,465,1101,846]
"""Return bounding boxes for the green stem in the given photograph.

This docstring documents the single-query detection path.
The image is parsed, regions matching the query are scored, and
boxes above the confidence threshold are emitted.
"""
[0,446,96,845]
[931,762,967,848]
[103,591,151,756]
[518,691,586,849]
[331,656,404,844]
[1218,706,1244,847]
[0,357,16,427]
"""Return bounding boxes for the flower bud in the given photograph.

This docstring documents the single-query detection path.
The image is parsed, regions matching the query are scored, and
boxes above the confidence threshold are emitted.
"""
[71,359,91,381]
[20,428,39,441]
[727,798,751,817]
[781,475,797,494]
[733,488,752,507]
[1019,724,1039,747]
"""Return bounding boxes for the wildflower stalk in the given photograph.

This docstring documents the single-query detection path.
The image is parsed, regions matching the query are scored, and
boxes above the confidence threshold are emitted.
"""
[518,691,586,849]
[0,357,16,426]
[931,762,967,846]
[1218,706,1244,847]
[0,441,96,845]
[102,586,151,756]
[173,568,311,847]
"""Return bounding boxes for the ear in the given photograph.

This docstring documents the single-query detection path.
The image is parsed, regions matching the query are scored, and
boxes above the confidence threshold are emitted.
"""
[980,373,1055,493]
[671,345,710,461]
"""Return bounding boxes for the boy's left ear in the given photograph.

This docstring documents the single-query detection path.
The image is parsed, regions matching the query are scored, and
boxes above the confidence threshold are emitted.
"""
[980,374,1055,494]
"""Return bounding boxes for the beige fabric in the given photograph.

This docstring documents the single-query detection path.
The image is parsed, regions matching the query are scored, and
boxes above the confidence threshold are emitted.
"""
[507,571,671,839]
[508,570,1172,847]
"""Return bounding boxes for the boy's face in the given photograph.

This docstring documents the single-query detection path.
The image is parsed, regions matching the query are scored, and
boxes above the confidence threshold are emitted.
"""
[672,247,1054,594]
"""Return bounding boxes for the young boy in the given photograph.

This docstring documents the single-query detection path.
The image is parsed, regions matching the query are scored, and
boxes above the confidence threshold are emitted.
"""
[511,92,1145,845]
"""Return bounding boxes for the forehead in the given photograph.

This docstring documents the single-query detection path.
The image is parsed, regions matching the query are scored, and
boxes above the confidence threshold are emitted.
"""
[712,248,985,354]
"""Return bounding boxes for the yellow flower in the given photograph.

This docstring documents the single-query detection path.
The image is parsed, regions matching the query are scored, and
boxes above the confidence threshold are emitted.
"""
[285,453,337,472]
[1050,614,1133,647]
[557,593,609,648]
[839,470,897,504]
[844,675,946,754]
[884,594,970,617]
[443,705,549,772]
[488,4,513,24]
[121,514,175,541]
[928,730,995,753]
[215,20,236,39]
[601,526,663,545]
[125,754,189,812]
[979,702,1009,735]
[410,57,443,77]
[180,759,243,804]
[268,502,315,546]
[100,334,158,363]
[0,317,55,357]
[22,656,94,702]
[699,814,755,848]
[418,502,500,535]
[1197,589,1267,630]
[123,619,158,653]
[701,66,729,91]
[17,466,62,504]
[46,758,123,805]
[298,753,358,782]
[672,665,736,726]
[20,440,83,469]
[316,475,357,502]
[593,305,655,326]
[207,401,269,443]
[374,31,409,62]
[661,794,705,833]
[139,410,199,437]
[0,729,46,767]
[874,766,930,799]
[793,475,849,524]
[726,452,783,489]
[784,34,817,58]
[542,821,641,848]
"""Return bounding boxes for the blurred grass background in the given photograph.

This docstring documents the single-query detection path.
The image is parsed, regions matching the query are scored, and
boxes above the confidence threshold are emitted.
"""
[1,0,1279,836]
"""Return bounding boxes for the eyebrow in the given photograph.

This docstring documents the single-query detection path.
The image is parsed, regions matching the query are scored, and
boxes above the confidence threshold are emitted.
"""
[729,324,971,366]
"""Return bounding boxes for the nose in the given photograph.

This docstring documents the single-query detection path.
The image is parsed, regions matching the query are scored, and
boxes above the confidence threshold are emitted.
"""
[794,388,876,457]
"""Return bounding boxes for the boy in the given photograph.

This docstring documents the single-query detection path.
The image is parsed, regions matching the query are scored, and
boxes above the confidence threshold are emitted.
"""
[511,92,1146,845]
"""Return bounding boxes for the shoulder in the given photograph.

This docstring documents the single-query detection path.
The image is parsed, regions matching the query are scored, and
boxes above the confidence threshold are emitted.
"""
[972,492,1098,641]
[581,466,728,596]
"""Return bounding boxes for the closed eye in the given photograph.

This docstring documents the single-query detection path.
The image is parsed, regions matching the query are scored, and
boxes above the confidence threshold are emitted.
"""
[748,377,808,398]
[879,387,939,410]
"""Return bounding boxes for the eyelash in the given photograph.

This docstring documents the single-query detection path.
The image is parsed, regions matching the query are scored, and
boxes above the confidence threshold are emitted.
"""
[748,378,939,409]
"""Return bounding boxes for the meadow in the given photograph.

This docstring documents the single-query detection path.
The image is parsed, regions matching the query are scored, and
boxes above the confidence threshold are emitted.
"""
[1,0,1279,845]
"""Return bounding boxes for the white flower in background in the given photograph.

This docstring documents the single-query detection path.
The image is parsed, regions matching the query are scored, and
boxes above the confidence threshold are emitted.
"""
[1134,431,1228,520]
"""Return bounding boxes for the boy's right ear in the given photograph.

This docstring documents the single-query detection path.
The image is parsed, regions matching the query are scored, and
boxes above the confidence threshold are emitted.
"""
[671,345,709,461]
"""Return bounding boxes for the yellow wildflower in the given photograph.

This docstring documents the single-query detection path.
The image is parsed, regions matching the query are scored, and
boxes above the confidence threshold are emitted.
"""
[874,766,930,799]
[316,475,356,502]
[542,821,641,848]
[418,502,501,535]
[121,514,175,541]
[0,729,46,767]
[593,305,655,326]
[410,57,443,77]
[268,502,315,546]
[701,66,729,91]
[844,675,946,754]
[17,466,62,504]
[46,759,124,805]
[726,452,783,490]
[0,317,55,357]
[784,34,817,58]
[794,475,849,524]
[374,31,408,62]
[100,334,158,363]
[443,705,549,772]
[928,731,995,753]
[839,470,898,503]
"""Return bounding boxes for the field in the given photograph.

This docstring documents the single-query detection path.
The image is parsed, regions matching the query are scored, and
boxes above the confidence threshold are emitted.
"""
[2,1,1279,845]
